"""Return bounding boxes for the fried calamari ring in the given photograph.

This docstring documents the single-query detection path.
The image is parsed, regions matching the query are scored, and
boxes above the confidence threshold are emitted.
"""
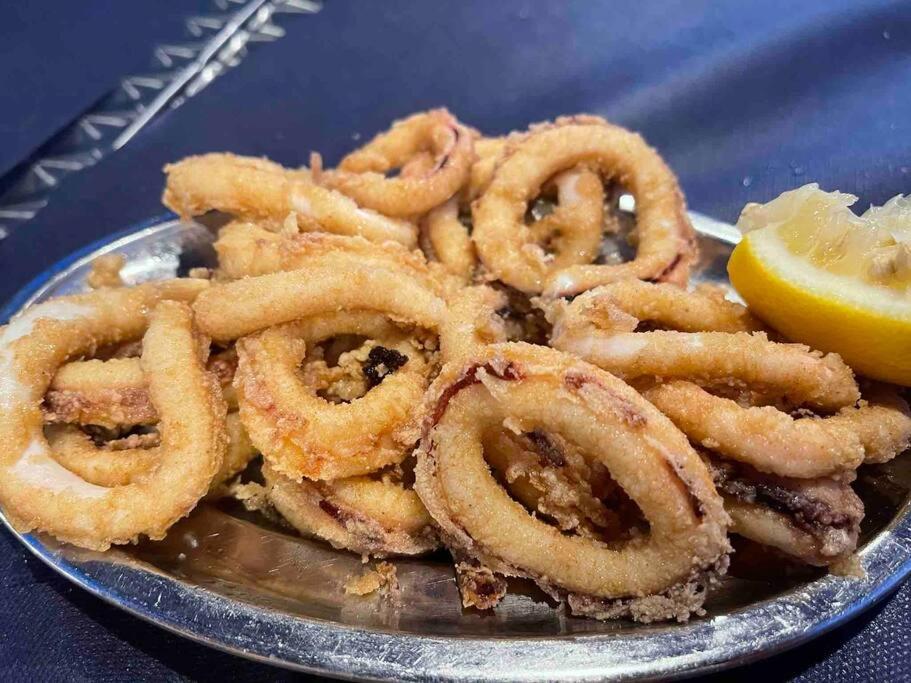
[548,279,764,335]
[415,343,730,622]
[549,282,859,411]
[472,118,695,295]
[708,459,863,567]
[419,159,605,282]
[0,290,224,550]
[163,153,417,247]
[643,381,865,478]
[194,254,447,343]
[44,348,239,426]
[419,197,476,281]
[264,462,439,557]
[45,413,252,492]
[646,383,911,473]
[213,222,456,295]
[236,311,435,480]
[474,133,608,274]
[323,109,475,217]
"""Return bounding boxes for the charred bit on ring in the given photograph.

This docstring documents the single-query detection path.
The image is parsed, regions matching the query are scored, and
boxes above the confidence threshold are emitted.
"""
[363,346,409,388]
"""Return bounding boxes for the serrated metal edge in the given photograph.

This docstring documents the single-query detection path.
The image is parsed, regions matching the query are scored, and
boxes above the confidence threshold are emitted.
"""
[0,0,322,241]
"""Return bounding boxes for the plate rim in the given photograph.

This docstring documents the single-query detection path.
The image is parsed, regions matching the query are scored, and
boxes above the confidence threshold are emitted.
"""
[1,213,909,682]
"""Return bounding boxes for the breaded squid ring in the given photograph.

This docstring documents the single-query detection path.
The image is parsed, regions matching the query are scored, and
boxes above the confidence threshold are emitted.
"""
[163,153,417,247]
[472,118,695,295]
[236,312,435,480]
[323,109,475,217]
[549,283,859,411]
[708,459,863,567]
[643,381,865,478]
[419,163,605,282]
[214,222,456,295]
[548,279,765,335]
[46,413,252,491]
[193,254,447,343]
[264,462,439,557]
[419,197,477,281]
[415,343,730,622]
[0,289,224,550]
[44,348,239,426]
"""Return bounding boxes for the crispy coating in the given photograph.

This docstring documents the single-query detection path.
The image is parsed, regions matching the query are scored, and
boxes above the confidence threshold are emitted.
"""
[46,424,160,487]
[473,117,695,295]
[484,429,639,541]
[193,252,447,343]
[709,459,863,567]
[415,343,730,622]
[439,285,509,364]
[546,279,765,335]
[45,349,239,427]
[86,253,126,289]
[322,109,475,217]
[0,287,224,550]
[264,461,438,557]
[214,221,457,295]
[647,382,911,474]
[549,282,859,411]
[419,197,477,282]
[163,152,417,246]
[8,108,903,618]
[841,384,911,464]
[44,358,156,428]
[644,381,865,478]
[47,412,253,492]
[527,166,605,270]
[236,312,436,480]
[465,136,508,201]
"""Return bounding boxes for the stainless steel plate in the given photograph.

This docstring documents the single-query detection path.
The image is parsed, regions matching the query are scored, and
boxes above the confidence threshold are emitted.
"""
[2,214,910,681]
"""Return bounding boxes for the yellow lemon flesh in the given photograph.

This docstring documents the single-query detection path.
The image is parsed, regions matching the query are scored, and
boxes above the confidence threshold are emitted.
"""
[728,183,911,386]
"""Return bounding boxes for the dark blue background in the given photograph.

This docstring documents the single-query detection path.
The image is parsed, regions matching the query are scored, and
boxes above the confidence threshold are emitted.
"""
[1,1,910,680]
[0,1,208,179]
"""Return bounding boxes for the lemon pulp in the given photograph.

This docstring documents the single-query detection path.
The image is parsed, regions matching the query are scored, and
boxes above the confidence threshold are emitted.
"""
[729,183,911,386]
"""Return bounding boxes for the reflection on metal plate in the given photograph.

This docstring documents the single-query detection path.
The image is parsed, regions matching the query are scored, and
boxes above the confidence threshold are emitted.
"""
[1,214,909,681]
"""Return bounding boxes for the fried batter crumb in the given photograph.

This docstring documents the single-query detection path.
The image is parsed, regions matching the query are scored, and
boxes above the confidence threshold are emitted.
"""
[229,480,285,525]
[86,253,125,289]
[188,267,213,280]
[344,561,399,597]
[455,561,507,609]
[280,212,299,235]
[830,553,865,578]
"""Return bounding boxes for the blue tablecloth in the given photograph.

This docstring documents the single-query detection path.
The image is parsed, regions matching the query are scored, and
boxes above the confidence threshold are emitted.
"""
[1,1,910,680]
[0,1,206,179]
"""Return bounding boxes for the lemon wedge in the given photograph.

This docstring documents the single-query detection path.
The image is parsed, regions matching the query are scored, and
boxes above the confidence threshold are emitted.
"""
[728,183,911,386]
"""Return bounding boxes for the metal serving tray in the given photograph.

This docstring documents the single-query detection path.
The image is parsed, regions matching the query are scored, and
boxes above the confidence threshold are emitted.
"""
[1,213,909,681]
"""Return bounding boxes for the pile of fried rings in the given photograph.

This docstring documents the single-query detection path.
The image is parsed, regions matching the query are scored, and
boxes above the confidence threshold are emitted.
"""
[1,110,909,624]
